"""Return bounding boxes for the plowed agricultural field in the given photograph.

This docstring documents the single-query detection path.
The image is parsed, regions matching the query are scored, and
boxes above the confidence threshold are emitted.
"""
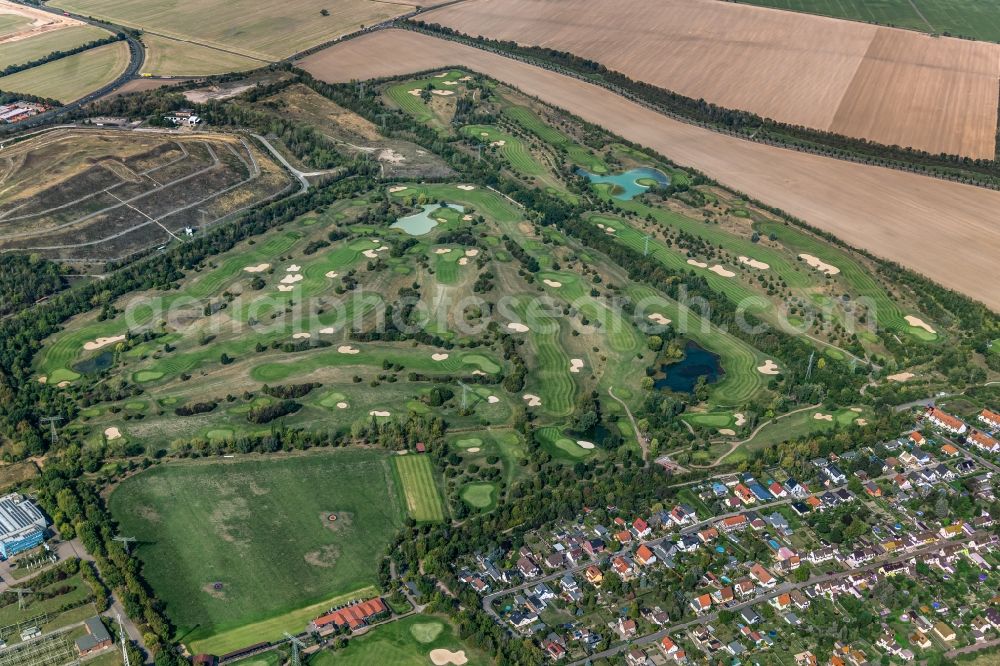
[300,29,1000,311]
[420,0,1000,159]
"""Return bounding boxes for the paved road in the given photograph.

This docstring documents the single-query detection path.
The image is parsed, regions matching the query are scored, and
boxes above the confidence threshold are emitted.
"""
[3,3,144,133]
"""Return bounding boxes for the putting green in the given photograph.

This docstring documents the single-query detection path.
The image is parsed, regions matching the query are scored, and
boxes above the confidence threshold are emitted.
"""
[460,483,497,509]
[455,437,483,448]
[134,371,164,383]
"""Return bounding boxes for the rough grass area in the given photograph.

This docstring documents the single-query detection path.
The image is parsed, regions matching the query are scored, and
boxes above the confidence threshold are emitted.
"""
[307,614,488,666]
[109,450,404,647]
[393,454,445,523]
[0,41,129,103]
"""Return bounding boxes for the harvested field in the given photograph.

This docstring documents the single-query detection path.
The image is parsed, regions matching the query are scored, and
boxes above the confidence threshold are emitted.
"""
[51,0,420,61]
[140,33,264,76]
[300,29,1000,311]
[420,0,1000,159]
[0,41,129,103]
[0,24,109,71]
[0,128,290,262]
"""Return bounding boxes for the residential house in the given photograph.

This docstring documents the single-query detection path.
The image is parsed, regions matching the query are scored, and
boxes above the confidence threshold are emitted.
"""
[718,514,749,532]
[518,556,541,579]
[626,648,648,666]
[690,594,712,614]
[749,563,776,588]
[617,617,637,639]
[635,544,657,567]
[632,518,651,539]
[933,621,956,642]
[584,565,603,587]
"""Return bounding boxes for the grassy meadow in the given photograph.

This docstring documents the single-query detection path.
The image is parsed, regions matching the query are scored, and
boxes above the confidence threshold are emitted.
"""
[109,451,405,647]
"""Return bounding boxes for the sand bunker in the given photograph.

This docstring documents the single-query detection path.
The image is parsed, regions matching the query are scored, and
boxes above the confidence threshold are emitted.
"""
[369,410,391,417]
[286,264,301,272]
[887,372,914,382]
[443,80,458,86]
[569,358,584,373]
[389,185,408,193]
[465,248,479,257]
[490,140,506,146]
[83,335,125,351]
[799,254,840,275]
[457,184,476,190]
[336,402,348,409]
[459,76,472,81]
[325,271,339,278]
[319,328,336,334]
[280,274,303,285]
[363,249,379,259]
[605,227,616,234]
[104,427,121,440]
[434,72,448,78]
[855,418,868,426]
[542,279,562,287]
[480,131,489,136]
[434,248,453,254]
[278,285,294,292]
[408,89,422,96]
[904,315,936,334]
[813,413,834,422]
[462,214,474,221]
[458,257,469,266]
[466,447,481,453]
[37,376,46,384]
[523,394,542,407]
[432,89,455,96]
[338,345,360,354]
[429,649,468,666]
[576,440,595,449]
[243,263,270,273]
[738,256,770,270]
[471,370,487,376]
[687,259,708,268]
[734,412,746,426]
[292,333,311,339]
[487,395,500,403]
[757,359,780,375]
[718,428,736,436]
[57,381,70,388]
[432,353,450,361]
[507,322,529,332]
[647,313,671,326]
[709,265,735,278]
[850,407,862,413]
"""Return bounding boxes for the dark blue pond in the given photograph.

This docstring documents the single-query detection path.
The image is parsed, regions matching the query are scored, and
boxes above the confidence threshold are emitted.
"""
[654,341,723,393]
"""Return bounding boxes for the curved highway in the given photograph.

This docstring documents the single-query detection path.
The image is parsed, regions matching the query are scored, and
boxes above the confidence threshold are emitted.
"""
[2,2,145,134]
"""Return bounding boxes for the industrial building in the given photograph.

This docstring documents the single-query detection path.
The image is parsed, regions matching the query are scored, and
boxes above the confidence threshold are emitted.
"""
[0,493,47,559]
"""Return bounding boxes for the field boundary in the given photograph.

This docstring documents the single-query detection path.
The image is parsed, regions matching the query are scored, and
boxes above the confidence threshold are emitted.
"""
[396,22,1000,190]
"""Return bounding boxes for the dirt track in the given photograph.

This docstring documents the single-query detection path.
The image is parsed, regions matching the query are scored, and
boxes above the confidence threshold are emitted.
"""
[300,29,1000,311]
[0,0,83,44]
[419,0,1000,160]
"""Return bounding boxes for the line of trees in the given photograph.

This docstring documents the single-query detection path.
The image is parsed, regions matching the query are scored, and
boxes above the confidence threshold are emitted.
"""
[0,33,125,78]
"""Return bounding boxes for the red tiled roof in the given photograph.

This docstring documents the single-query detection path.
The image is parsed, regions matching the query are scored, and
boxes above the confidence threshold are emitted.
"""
[314,598,387,630]
[927,407,965,430]
[970,430,999,449]
[636,544,655,563]
[980,409,1000,425]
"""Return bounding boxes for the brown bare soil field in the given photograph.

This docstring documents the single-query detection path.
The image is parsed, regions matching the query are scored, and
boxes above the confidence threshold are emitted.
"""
[300,29,1000,311]
[828,29,1000,159]
[0,0,83,45]
[419,0,1000,159]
